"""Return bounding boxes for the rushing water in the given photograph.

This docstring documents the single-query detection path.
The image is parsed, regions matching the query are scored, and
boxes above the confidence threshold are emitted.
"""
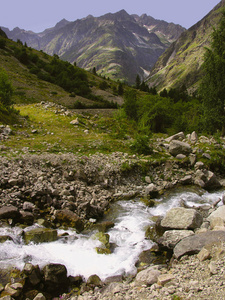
[0,187,224,280]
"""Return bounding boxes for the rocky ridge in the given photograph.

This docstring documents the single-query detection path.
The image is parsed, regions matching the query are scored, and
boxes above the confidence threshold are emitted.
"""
[1,10,185,84]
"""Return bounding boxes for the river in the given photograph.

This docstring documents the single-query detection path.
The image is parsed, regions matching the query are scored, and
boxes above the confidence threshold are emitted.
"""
[0,187,224,280]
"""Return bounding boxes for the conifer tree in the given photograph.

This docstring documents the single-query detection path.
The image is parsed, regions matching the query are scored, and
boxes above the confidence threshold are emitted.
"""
[200,11,225,134]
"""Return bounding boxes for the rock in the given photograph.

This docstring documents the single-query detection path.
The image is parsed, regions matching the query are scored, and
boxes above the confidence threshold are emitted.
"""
[0,296,12,300]
[104,275,123,284]
[176,154,186,160]
[70,118,79,125]
[165,132,185,143]
[23,263,42,286]
[161,207,203,230]
[42,263,68,294]
[194,170,221,190]
[157,274,175,286]
[23,201,36,212]
[93,232,110,252]
[86,274,102,286]
[158,230,194,249]
[179,175,192,185]
[145,183,159,198]
[208,206,225,223]
[93,221,114,232]
[174,231,225,259]
[19,211,34,225]
[208,261,217,275]
[190,131,198,144]
[4,282,23,297]
[54,209,84,232]
[33,293,46,300]
[202,153,211,160]
[135,265,161,286]
[195,161,205,169]
[23,227,57,244]
[169,140,192,157]
[189,154,197,166]
[0,235,12,243]
[209,217,224,230]
[0,205,20,220]
[197,247,211,261]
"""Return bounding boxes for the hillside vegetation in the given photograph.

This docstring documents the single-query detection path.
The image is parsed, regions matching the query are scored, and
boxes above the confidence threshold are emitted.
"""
[146,0,225,92]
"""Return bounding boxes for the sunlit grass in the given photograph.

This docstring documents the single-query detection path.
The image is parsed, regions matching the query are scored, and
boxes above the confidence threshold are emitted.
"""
[2,104,135,155]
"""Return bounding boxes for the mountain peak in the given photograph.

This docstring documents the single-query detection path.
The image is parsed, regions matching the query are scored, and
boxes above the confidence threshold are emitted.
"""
[55,18,70,30]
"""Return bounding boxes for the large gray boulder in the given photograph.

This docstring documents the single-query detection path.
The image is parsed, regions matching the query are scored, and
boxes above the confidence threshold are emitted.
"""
[161,207,203,230]
[174,231,225,259]
[158,229,194,249]
[169,140,192,157]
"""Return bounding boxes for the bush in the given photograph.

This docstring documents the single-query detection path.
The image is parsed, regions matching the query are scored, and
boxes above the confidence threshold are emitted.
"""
[0,67,13,107]
[130,135,153,155]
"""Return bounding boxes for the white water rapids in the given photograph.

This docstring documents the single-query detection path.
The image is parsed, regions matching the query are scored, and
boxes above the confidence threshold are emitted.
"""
[0,188,224,280]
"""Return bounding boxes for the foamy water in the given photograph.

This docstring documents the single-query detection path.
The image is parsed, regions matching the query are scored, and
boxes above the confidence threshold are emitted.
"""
[0,188,224,280]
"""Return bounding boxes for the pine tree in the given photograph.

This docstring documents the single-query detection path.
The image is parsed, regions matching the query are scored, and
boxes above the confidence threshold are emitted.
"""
[200,11,225,134]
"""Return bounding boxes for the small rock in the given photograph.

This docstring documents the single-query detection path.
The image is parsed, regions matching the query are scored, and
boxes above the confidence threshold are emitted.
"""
[157,274,175,286]
[197,247,211,261]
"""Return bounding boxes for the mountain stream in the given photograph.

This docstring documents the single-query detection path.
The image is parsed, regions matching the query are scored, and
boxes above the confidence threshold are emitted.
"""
[0,187,224,280]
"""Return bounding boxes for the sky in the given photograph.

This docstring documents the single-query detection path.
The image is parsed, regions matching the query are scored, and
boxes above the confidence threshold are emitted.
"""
[0,0,221,32]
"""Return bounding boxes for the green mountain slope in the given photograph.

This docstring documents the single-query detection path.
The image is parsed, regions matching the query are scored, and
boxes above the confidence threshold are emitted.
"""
[2,10,184,84]
[146,0,225,92]
[0,33,124,110]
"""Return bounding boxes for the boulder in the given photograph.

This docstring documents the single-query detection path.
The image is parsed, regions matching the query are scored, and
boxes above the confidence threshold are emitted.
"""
[190,131,198,144]
[54,209,84,232]
[169,140,192,157]
[4,283,23,298]
[42,263,68,294]
[86,274,102,287]
[135,265,161,286]
[194,170,221,190]
[144,183,159,198]
[161,207,203,230]
[179,175,192,185]
[23,263,42,286]
[158,230,194,249]
[23,227,57,244]
[207,206,225,222]
[174,230,225,259]
[165,132,185,143]
[0,205,20,220]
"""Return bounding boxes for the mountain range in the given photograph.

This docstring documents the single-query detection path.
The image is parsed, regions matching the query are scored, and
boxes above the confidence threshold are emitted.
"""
[1,10,184,84]
[146,0,225,92]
